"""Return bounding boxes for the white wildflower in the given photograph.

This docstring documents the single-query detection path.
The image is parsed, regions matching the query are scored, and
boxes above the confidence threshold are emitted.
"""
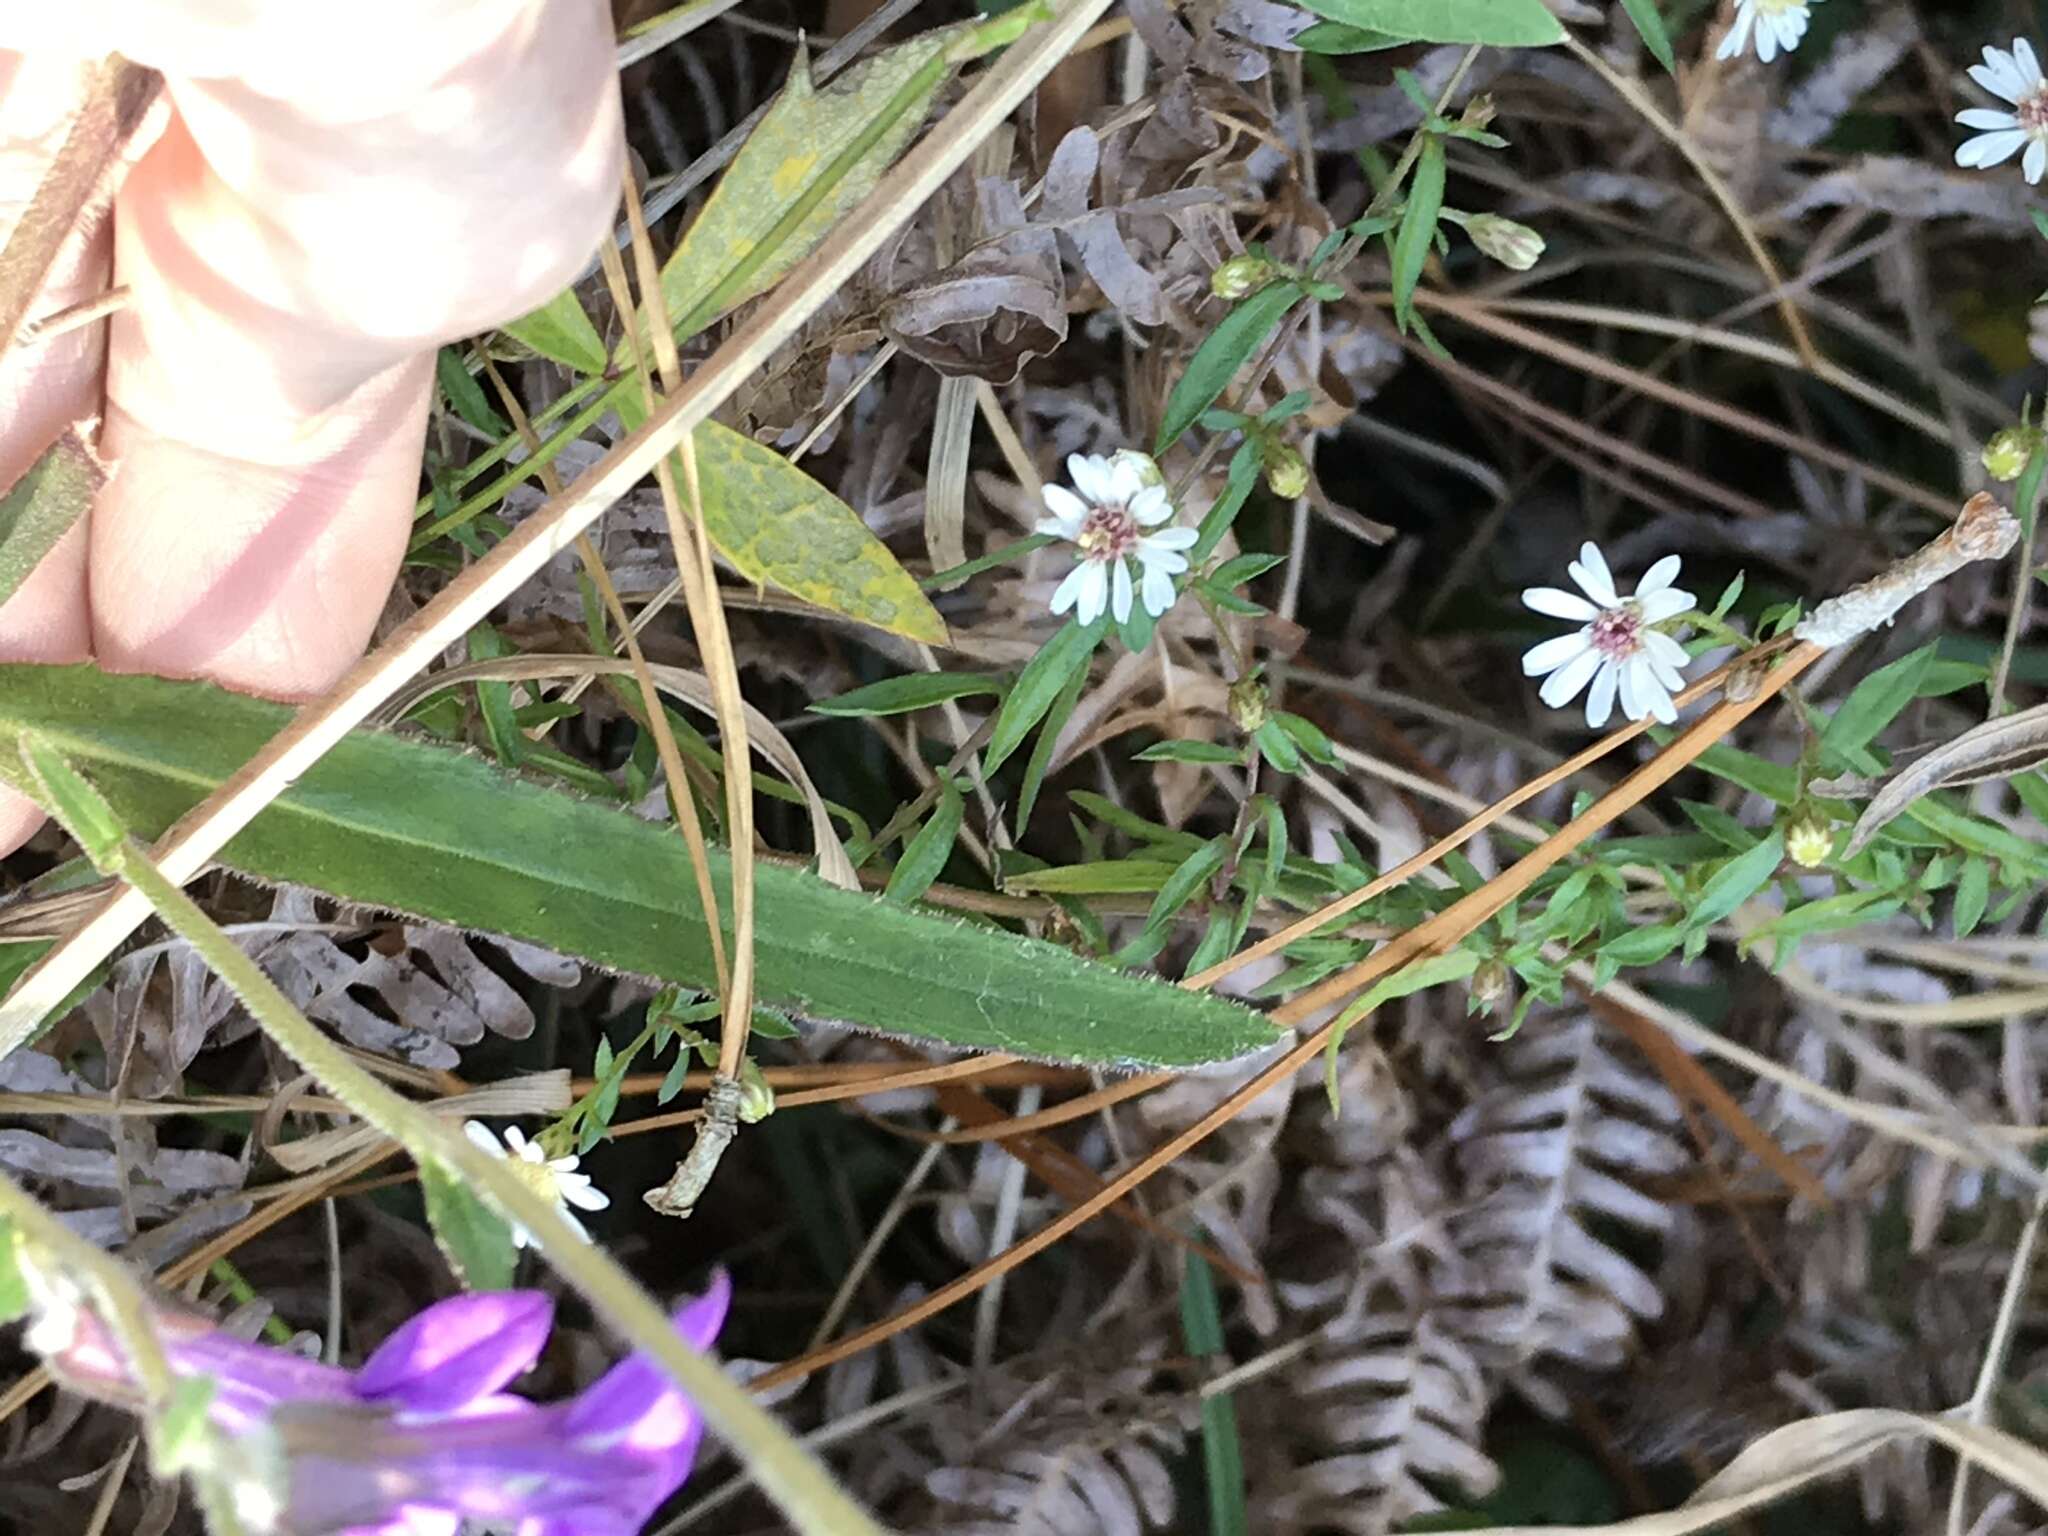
[1521,543,1695,728]
[462,1120,610,1248]
[1715,0,1813,64]
[1037,452,1197,626]
[1955,39,2048,184]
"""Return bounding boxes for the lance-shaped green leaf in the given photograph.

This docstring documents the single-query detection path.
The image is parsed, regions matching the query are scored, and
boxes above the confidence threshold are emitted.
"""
[1157,282,1305,455]
[500,287,608,374]
[654,16,1028,344]
[0,431,101,611]
[1292,0,1564,45]
[0,666,1276,1069]
[685,420,947,644]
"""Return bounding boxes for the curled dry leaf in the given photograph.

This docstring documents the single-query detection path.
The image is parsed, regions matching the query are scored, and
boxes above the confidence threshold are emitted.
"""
[1832,701,2048,856]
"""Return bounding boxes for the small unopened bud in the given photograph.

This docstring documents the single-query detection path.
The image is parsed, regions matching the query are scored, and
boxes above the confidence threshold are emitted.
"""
[1785,814,1834,870]
[1981,425,2043,483]
[1110,448,1165,489]
[737,1059,775,1124]
[1212,253,1282,301]
[1228,677,1269,734]
[1265,442,1309,500]
[1468,958,1510,1015]
[1464,213,1545,272]
[1459,94,1498,132]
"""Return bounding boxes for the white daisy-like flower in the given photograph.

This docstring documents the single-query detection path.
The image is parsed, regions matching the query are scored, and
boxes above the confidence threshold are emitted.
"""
[1715,0,1812,64]
[1955,39,2048,184]
[1037,452,1197,627]
[463,1120,610,1249]
[1521,543,1695,728]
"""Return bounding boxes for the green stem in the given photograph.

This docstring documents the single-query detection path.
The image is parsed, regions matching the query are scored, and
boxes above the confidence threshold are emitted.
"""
[18,736,891,1536]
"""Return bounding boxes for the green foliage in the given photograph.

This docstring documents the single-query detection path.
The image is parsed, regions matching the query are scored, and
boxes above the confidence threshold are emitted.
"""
[1390,134,1444,332]
[1180,1249,1250,1536]
[0,666,1278,1069]
[1615,0,1675,73]
[1293,20,1405,52]
[435,348,508,436]
[420,1158,518,1291]
[0,433,97,612]
[986,618,1103,775]
[813,672,1007,717]
[500,288,607,373]
[1289,0,1564,46]
[885,779,964,904]
[1157,282,1307,454]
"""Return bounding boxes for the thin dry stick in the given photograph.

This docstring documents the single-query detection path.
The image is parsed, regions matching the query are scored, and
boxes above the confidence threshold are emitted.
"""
[0,0,1128,1051]
[748,644,1824,1392]
[486,347,730,998]
[1560,32,1818,369]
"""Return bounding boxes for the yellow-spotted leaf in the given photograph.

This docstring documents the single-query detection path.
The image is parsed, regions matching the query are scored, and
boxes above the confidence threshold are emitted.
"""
[653,24,964,343]
[692,421,945,642]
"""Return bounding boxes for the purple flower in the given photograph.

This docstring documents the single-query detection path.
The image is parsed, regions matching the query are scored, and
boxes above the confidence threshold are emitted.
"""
[32,1272,731,1536]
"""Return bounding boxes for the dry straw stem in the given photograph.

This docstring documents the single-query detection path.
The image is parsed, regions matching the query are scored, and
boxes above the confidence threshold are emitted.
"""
[749,642,1824,1392]
[0,0,1128,1051]
[1456,1409,2048,1536]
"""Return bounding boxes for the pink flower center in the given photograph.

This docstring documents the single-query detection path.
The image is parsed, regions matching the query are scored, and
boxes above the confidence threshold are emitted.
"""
[2020,86,2048,134]
[1590,603,1644,661]
[1075,505,1140,564]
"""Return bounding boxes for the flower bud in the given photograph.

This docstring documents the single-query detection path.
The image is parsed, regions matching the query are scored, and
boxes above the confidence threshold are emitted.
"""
[1228,676,1269,734]
[737,1059,775,1124]
[1468,958,1510,1015]
[1464,213,1545,272]
[1459,94,1498,132]
[1211,253,1283,301]
[1785,813,1834,870]
[1981,425,2043,483]
[1110,448,1165,489]
[1264,442,1309,500]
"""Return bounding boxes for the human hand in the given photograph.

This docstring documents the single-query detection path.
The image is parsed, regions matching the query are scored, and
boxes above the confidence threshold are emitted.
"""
[0,2,623,853]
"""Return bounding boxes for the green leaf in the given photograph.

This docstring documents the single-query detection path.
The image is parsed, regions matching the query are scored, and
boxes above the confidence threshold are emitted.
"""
[1324,948,1478,1110]
[435,348,509,436]
[1253,718,1301,774]
[500,287,607,373]
[812,672,1006,717]
[1005,858,1184,895]
[655,26,964,342]
[1291,0,1563,45]
[1293,19,1405,51]
[0,666,1275,1069]
[986,620,1100,775]
[1616,0,1675,73]
[1135,739,1243,764]
[1685,832,1786,933]
[0,431,100,612]
[687,421,947,643]
[884,779,963,905]
[1390,135,1444,332]
[0,1217,27,1324]
[1143,838,1229,932]
[1180,1249,1251,1536]
[1273,712,1341,767]
[1953,856,1991,939]
[1822,644,1935,761]
[1016,656,1088,831]
[1156,281,1306,455]
[155,1375,221,1473]
[420,1158,518,1291]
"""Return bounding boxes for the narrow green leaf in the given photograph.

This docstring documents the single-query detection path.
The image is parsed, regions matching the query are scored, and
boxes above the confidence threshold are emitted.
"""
[1616,0,1675,73]
[0,431,100,612]
[986,620,1099,775]
[1390,135,1444,332]
[1324,948,1478,1110]
[420,1159,518,1291]
[884,779,963,904]
[1005,858,1184,895]
[1254,718,1302,774]
[813,672,1005,717]
[1180,1249,1251,1536]
[1685,832,1787,933]
[467,625,524,767]
[500,287,607,373]
[1273,712,1340,767]
[1292,0,1563,44]
[436,348,509,435]
[0,1217,27,1324]
[1294,19,1405,51]
[678,421,948,644]
[1144,838,1229,932]
[1135,739,1243,764]
[1600,921,1685,967]
[0,666,1275,1069]
[1017,656,1088,831]
[1156,281,1306,455]
[1954,856,1991,939]
[1822,644,1936,761]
